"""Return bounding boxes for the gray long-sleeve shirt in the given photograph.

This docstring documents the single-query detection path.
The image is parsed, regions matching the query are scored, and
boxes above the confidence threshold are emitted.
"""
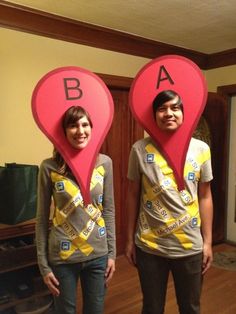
[36,154,116,276]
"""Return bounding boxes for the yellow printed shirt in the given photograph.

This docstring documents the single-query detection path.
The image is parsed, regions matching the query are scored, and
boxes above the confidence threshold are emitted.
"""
[36,154,116,277]
[127,137,213,258]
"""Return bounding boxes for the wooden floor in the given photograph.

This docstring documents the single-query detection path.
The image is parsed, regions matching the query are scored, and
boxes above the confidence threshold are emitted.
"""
[77,243,236,314]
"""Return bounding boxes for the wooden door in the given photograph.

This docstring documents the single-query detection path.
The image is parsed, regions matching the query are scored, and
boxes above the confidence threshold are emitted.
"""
[98,75,143,255]
[194,92,228,243]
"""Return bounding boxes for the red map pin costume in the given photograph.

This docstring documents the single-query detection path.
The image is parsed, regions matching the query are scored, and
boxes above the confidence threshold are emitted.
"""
[32,66,114,205]
[129,55,207,190]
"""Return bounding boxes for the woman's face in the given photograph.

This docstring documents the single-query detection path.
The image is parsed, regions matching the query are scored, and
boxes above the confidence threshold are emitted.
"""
[65,115,92,150]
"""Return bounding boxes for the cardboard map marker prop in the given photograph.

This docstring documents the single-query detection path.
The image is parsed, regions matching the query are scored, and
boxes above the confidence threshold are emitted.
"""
[32,66,114,205]
[129,55,207,190]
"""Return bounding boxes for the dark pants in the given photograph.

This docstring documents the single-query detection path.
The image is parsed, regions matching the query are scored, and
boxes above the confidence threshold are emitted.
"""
[136,247,203,314]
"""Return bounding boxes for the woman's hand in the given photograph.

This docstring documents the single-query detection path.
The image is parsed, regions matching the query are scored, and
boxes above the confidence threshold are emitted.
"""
[43,272,60,296]
[105,258,115,286]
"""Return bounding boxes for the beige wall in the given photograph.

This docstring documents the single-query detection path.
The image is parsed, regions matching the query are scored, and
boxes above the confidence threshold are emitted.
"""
[205,65,236,92]
[1,27,236,166]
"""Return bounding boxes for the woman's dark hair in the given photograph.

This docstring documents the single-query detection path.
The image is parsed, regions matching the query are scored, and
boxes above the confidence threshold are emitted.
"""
[53,106,93,174]
[152,90,183,118]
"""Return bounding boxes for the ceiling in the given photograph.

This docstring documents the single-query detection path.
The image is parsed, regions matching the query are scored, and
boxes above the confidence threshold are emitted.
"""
[4,0,236,54]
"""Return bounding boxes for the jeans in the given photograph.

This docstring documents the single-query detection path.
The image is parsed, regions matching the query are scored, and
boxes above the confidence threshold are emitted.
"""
[51,255,107,314]
[136,247,203,314]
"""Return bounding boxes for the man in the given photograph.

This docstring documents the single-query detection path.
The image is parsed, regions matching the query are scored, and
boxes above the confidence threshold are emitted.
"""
[126,90,213,314]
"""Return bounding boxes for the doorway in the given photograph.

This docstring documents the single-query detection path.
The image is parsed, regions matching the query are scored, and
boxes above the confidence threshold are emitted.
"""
[98,74,143,255]
[226,96,236,243]
[201,92,228,243]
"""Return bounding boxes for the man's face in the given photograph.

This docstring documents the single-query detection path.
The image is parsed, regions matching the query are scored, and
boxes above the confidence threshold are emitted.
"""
[155,96,183,132]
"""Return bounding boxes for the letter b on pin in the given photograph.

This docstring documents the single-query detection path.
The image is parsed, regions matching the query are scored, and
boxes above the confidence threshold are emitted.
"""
[63,78,83,100]
[32,66,114,205]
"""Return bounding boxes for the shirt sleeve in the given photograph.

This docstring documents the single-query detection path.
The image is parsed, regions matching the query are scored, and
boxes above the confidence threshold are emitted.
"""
[35,160,53,277]
[127,146,141,181]
[200,144,213,183]
[102,157,116,260]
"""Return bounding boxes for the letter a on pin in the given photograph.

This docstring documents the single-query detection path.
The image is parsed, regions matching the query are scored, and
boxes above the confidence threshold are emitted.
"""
[129,55,207,191]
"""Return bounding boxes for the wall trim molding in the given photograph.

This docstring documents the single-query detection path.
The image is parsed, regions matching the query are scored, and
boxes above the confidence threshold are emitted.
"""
[0,1,235,70]
[218,84,236,98]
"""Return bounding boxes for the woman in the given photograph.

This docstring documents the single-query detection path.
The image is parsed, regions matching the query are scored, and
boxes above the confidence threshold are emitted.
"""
[36,106,116,314]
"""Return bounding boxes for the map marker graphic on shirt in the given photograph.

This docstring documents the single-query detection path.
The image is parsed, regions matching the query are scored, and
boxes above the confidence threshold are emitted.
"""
[32,66,114,205]
[129,55,207,191]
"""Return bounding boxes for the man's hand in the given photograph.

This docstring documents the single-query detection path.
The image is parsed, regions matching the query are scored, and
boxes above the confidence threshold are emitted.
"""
[125,241,136,266]
[202,242,213,274]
